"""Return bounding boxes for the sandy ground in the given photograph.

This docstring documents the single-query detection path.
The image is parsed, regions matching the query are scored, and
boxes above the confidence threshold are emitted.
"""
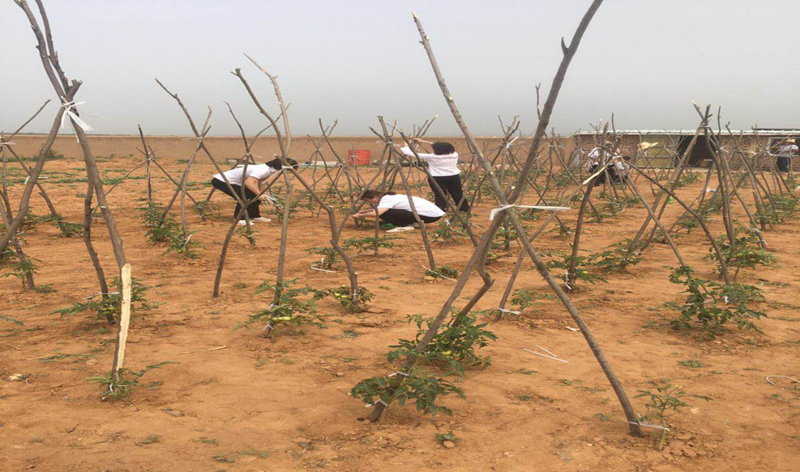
[1,150,799,472]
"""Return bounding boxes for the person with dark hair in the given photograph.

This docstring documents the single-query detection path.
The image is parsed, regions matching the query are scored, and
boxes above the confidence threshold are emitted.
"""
[400,140,469,212]
[211,157,299,225]
[353,189,444,233]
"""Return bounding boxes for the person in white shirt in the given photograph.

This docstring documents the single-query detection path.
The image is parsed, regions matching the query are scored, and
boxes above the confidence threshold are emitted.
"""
[211,157,298,225]
[400,141,469,212]
[584,145,620,186]
[353,189,445,233]
[772,138,798,173]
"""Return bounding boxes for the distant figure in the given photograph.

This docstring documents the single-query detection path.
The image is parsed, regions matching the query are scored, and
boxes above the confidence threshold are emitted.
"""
[210,157,298,225]
[611,155,631,183]
[585,145,620,186]
[772,138,798,173]
[400,141,469,213]
[353,190,444,233]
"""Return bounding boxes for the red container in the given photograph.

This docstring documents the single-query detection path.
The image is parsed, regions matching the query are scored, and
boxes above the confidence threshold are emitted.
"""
[348,150,371,166]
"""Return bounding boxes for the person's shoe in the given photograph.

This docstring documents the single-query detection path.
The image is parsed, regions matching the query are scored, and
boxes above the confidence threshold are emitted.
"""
[237,220,255,226]
[386,225,415,233]
[252,217,272,223]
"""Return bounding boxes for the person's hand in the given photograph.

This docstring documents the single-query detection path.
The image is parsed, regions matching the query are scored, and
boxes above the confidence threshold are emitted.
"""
[258,194,268,201]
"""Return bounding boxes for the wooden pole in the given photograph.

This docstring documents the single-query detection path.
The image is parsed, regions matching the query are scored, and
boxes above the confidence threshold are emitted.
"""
[111,263,132,383]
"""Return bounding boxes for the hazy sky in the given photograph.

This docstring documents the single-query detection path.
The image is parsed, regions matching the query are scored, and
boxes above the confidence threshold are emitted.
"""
[1,0,798,137]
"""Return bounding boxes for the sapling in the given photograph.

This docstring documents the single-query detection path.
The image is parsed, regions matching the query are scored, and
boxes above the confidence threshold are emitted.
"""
[704,227,775,280]
[306,246,339,270]
[511,289,553,314]
[236,279,326,337]
[88,361,177,400]
[327,285,373,312]
[351,367,465,416]
[343,236,395,253]
[668,266,766,339]
[387,313,496,376]
[635,383,710,450]
[53,277,153,323]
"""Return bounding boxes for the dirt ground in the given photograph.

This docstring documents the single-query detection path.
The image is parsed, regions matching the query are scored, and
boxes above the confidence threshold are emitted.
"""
[1,148,798,472]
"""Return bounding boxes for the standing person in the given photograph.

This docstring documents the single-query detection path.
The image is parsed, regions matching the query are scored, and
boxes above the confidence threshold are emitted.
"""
[210,157,298,225]
[353,190,444,233]
[400,141,469,212]
[772,138,798,173]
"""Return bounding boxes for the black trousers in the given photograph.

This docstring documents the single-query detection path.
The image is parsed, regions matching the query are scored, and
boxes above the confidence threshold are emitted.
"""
[379,209,441,227]
[777,156,790,172]
[588,164,622,186]
[211,178,261,220]
[429,174,469,212]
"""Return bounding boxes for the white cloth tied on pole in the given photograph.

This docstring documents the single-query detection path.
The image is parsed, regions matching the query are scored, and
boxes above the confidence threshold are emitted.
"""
[60,101,95,133]
[489,204,571,221]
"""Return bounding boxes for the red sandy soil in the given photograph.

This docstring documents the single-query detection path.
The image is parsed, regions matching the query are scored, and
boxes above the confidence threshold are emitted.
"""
[1,152,798,472]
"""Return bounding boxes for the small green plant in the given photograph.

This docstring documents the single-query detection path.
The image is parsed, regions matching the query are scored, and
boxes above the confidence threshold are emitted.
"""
[1,256,39,288]
[425,265,458,280]
[545,251,607,289]
[756,193,799,225]
[432,216,471,243]
[326,285,373,312]
[351,368,465,416]
[138,202,200,258]
[705,227,775,280]
[39,349,95,363]
[510,289,552,314]
[668,266,766,339]
[635,383,710,449]
[677,359,703,369]
[236,280,326,336]
[237,449,269,459]
[34,213,83,238]
[306,246,339,270]
[343,236,395,253]
[591,239,643,272]
[435,432,461,445]
[88,361,177,400]
[53,277,153,323]
[235,224,256,245]
[193,201,218,220]
[387,313,496,376]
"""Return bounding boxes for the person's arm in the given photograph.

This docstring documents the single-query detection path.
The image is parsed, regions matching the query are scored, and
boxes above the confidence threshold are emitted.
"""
[352,207,389,219]
[244,177,268,201]
[400,145,439,161]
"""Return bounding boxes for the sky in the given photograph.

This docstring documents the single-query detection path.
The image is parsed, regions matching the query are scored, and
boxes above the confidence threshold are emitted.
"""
[1,0,798,137]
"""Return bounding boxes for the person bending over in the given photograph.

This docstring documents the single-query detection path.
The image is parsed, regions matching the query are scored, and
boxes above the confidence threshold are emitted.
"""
[400,141,469,212]
[353,190,444,233]
[211,157,298,225]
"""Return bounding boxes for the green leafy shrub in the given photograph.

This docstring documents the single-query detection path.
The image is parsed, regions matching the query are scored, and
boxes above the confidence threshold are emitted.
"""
[343,236,395,253]
[351,368,465,416]
[138,202,200,258]
[511,289,553,313]
[306,246,339,270]
[668,266,766,339]
[53,277,153,323]
[236,280,326,335]
[705,227,774,280]
[326,285,373,312]
[387,313,496,376]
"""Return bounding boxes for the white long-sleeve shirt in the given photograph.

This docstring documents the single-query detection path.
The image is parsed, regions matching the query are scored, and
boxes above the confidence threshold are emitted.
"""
[774,144,798,157]
[400,146,460,177]
[213,164,276,186]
